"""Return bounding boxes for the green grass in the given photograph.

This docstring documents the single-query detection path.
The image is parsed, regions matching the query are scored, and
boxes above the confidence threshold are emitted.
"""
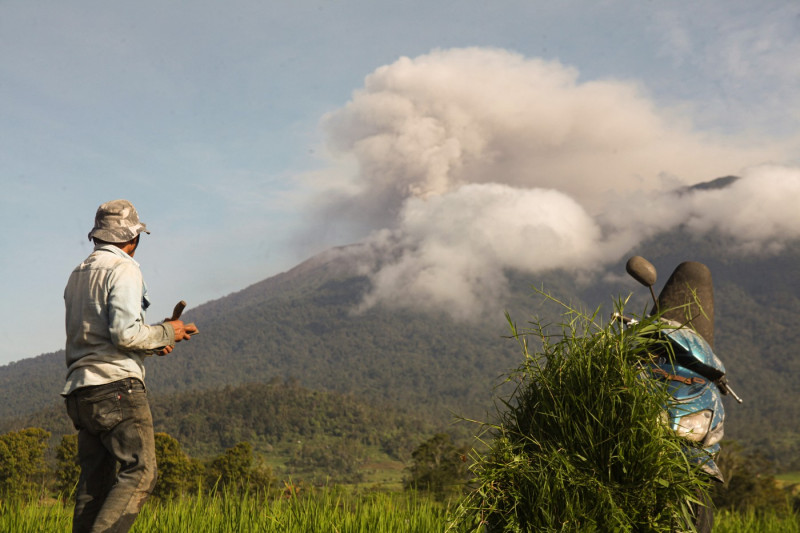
[452,300,715,531]
[0,490,451,533]
[713,509,800,533]
[134,489,449,532]
[777,473,800,486]
[1,492,799,532]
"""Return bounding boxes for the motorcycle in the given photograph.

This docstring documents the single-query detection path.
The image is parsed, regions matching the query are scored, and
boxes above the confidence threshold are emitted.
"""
[622,256,742,532]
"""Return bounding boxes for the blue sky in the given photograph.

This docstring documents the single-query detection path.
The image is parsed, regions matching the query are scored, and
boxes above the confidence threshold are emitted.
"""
[2,0,799,365]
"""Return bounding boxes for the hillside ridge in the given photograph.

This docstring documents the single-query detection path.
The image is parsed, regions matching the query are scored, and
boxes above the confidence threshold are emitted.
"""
[2,212,799,467]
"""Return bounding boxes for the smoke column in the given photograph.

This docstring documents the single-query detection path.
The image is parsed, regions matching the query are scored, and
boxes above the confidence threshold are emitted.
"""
[302,48,800,318]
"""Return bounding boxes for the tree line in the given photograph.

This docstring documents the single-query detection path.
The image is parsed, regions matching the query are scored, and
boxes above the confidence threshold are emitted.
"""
[1,423,794,519]
[1,379,448,462]
[0,426,475,505]
[1,427,275,503]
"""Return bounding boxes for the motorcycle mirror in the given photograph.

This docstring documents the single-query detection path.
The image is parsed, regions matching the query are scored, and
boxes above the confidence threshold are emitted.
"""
[625,256,659,310]
[626,256,657,287]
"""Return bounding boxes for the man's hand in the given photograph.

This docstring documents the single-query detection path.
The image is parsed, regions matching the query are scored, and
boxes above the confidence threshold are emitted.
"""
[156,319,198,356]
[156,345,174,356]
[166,320,198,342]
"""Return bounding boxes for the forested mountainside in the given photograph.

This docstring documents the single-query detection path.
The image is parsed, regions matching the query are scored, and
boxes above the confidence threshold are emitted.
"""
[2,229,799,468]
[1,379,440,459]
[0,246,522,425]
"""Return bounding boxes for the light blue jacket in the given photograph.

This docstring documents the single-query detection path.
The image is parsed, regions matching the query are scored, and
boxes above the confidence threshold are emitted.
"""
[62,244,174,395]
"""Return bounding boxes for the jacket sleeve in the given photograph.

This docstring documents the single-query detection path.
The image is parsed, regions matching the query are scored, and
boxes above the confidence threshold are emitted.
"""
[106,260,175,351]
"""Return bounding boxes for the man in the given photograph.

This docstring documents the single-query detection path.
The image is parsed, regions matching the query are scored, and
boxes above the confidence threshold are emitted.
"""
[63,199,197,532]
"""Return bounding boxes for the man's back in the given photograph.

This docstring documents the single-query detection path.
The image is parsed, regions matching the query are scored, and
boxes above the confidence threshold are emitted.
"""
[63,244,170,395]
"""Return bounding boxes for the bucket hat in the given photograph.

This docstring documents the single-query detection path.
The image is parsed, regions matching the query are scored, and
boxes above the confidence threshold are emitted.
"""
[88,199,150,243]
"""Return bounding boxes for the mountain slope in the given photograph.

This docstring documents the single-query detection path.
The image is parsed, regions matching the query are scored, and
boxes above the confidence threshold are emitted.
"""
[0,246,522,425]
[2,234,799,467]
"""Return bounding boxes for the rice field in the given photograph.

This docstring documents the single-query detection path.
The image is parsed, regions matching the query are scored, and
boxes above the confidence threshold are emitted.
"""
[1,491,799,532]
[714,509,800,533]
[0,490,448,533]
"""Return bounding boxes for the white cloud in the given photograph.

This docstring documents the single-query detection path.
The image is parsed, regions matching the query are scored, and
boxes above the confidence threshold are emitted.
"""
[685,165,800,252]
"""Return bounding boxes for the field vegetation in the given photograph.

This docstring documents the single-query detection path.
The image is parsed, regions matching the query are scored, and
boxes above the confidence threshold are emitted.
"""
[1,490,799,532]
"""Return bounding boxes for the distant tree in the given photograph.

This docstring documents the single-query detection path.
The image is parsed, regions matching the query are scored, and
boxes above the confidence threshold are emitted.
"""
[404,433,469,498]
[248,456,275,494]
[204,441,274,494]
[712,440,788,512]
[54,434,79,499]
[206,441,253,492]
[0,427,51,500]
[153,432,202,500]
[287,439,366,482]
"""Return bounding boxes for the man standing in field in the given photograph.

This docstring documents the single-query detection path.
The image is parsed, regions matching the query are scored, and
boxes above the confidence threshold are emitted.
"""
[63,199,197,532]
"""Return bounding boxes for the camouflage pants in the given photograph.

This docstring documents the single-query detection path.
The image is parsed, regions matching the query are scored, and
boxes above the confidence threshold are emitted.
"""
[65,378,157,533]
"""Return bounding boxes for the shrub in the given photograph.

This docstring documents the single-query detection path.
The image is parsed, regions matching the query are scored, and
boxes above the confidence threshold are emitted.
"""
[0,427,51,501]
[404,433,470,499]
[205,441,274,494]
[54,434,79,500]
[712,440,789,513]
[153,432,203,500]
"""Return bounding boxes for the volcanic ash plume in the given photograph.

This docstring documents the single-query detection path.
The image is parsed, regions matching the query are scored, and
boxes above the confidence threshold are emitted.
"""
[303,47,799,318]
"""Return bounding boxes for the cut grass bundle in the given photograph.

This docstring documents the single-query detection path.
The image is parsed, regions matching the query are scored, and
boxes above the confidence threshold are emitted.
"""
[451,297,711,532]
